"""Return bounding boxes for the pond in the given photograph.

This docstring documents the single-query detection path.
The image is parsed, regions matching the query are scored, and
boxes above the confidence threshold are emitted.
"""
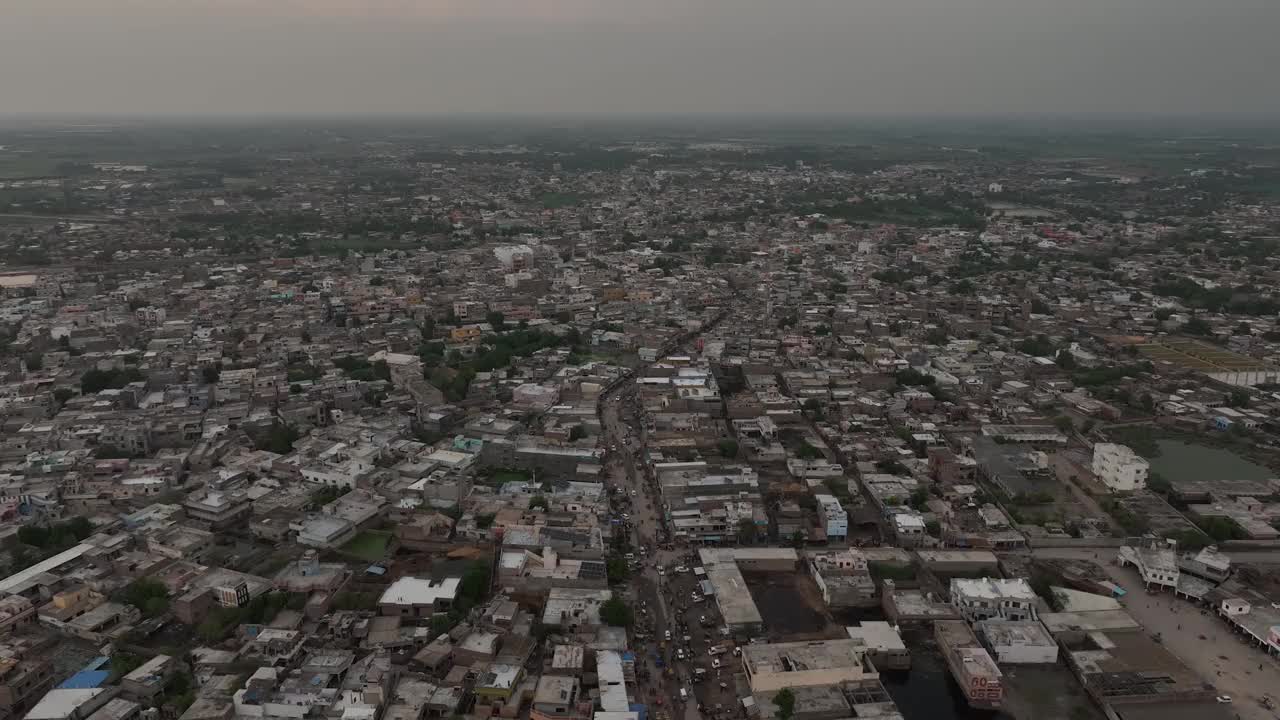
[1147,440,1273,484]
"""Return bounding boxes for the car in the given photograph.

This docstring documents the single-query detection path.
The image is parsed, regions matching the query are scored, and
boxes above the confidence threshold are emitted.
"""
[658,567,665,576]
[1216,696,1232,704]
[711,659,721,669]
[732,646,742,656]
[665,630,672,641]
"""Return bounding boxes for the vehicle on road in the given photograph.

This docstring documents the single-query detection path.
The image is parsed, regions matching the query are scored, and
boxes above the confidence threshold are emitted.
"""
[1215,696,1232,704]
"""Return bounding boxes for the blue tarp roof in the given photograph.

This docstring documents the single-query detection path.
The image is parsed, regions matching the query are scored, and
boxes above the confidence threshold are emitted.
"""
[58,670,109,689]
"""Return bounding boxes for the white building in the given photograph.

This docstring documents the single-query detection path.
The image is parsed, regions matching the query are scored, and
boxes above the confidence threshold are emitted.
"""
[1118,538,1179,591]
[378,577,461,619]
[950,578,1039,623]
[815,494,848,540]
[976,619,1058,664]
[493,244,534,271]
[892,511,927,546]
[1090,443,1148,492]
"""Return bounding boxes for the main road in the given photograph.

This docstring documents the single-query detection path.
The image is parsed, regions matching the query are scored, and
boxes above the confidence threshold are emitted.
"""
[598,288,742,720]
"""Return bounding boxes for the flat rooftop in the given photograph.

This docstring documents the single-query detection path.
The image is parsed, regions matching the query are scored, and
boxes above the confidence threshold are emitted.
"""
[976,619,1055,647]
[379,577,460,606]
[845,622,906,652]
[1040,610,1140,634]
[915,549,999,566]
[742,639,876,692]
[951,577,1037,601]
[1064,630,1212,700]
[705,562,762,626]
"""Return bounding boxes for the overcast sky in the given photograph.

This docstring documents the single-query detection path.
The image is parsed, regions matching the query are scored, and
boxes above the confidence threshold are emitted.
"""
[2,0,1277,117]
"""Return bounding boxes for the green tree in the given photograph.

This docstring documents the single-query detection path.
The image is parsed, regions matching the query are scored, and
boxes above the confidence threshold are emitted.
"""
[1054,415,1074,433]
[485,311,506,331]
[568,425,587,442]
[123,578,170,617]
[81,367,145,393]
[110,653,143,680]
[802,398,825,419]
[736,518,757,545]
[606,556,629,585]
[718,439,739,458]
[1181,316,1213,336]
[599,597,633,627]
[202,365,221,384]
[458,560,492,608]
[796,442,823,460]
[1016,334,1055,357]
[529,495,549,511]
[909,487,929,511]
[773,689,796,720]
[255,423,300,454]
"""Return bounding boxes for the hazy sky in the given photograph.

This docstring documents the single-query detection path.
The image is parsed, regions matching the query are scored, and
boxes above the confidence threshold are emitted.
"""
[3,0,1278,117]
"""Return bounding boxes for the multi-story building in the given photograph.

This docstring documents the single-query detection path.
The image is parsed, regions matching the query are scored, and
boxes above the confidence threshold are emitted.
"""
[936,620,1003,710]
[950,578,1038,622]
[1118,538,1179,591]
[1091,443,1148,492]
[529,676,591,720]
[0,641,55,720]
[816,494,848,540]
[183,490,253,530]
[0,596,36,637]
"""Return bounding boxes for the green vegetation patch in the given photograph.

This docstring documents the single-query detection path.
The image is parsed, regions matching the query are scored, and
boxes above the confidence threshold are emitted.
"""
[341,530,393,562]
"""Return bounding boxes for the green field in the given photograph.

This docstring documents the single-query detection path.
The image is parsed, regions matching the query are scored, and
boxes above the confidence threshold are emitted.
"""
[1147,440,1273,484]
[341,530,392,562]
[540,192,583,209]
[489,469,531,485]
[1138,338,1269,372]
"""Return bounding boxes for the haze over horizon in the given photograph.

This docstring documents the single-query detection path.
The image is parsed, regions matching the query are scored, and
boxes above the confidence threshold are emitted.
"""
[3,0,1278,119]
